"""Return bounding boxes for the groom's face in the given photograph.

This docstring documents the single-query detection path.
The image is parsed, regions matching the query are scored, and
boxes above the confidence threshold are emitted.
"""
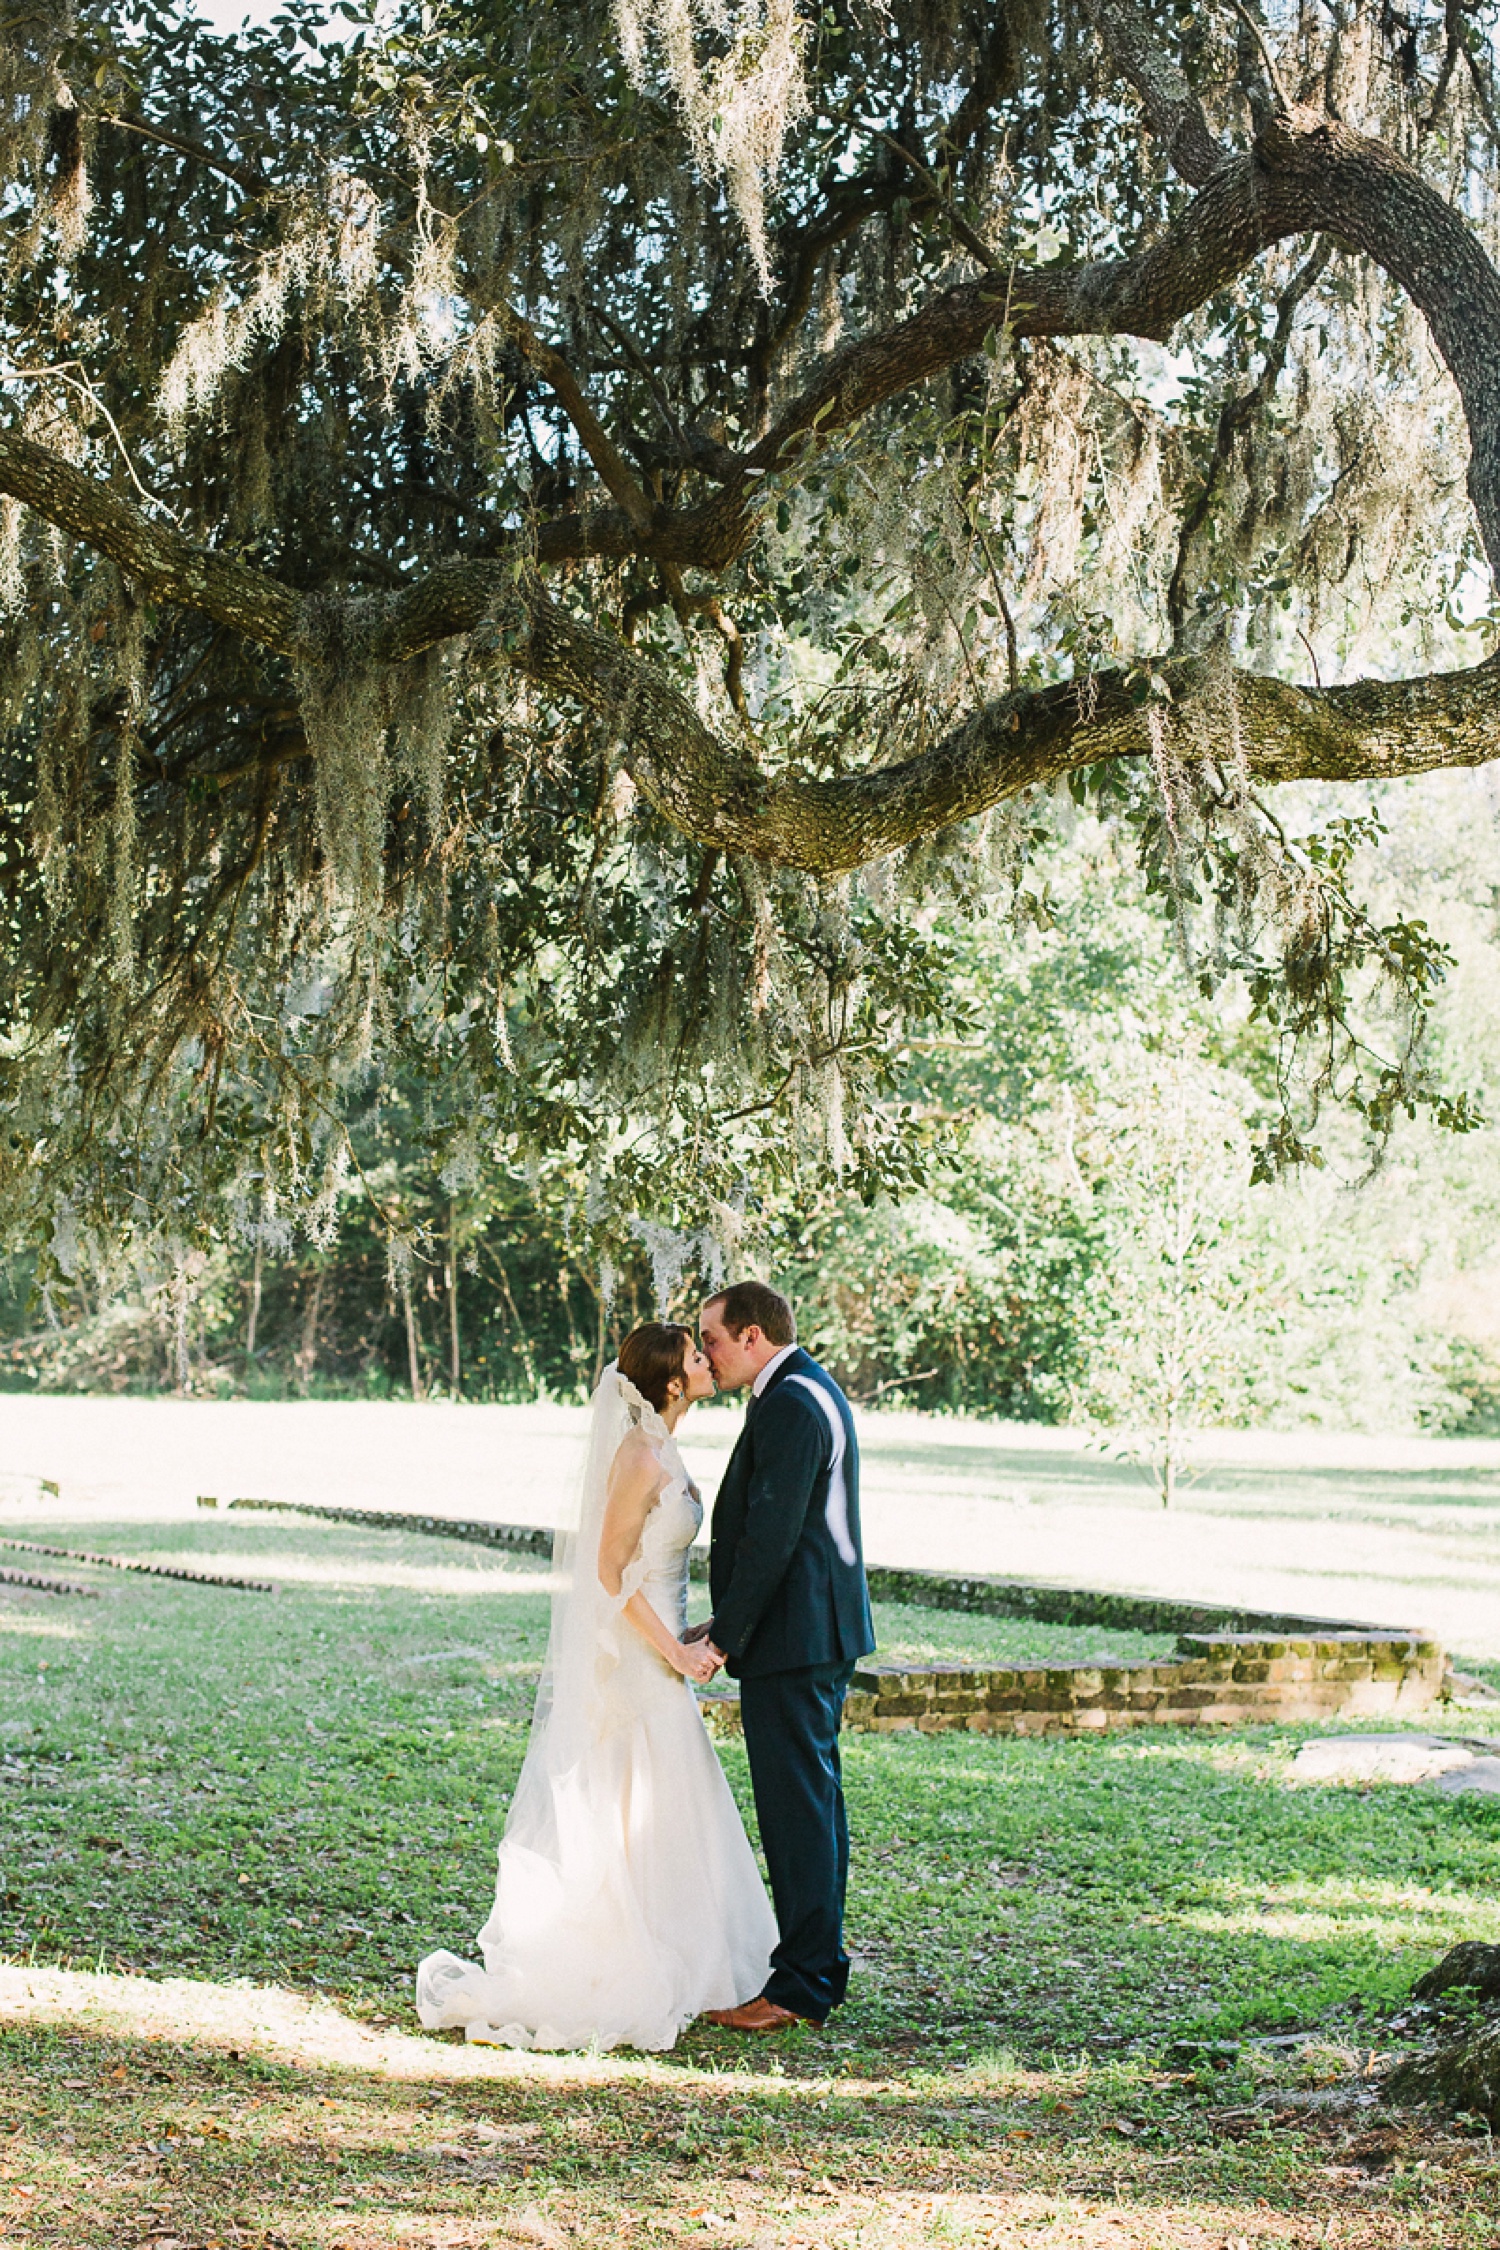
[699,1305,760,1392]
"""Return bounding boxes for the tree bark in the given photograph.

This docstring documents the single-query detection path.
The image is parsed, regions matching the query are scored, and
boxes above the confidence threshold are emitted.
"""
[246,1241,263,1360]
[1083,0,1227,186]
[446,1201,462,1397]
[501,598,1500,872]
[0,428,301,651]
[295,1267,324,1395]
[401,1268,424,1402]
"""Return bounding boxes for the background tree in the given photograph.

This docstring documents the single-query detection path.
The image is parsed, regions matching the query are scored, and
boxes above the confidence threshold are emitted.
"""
[0,0,1495,1308]
[1070,1037,1266,1504]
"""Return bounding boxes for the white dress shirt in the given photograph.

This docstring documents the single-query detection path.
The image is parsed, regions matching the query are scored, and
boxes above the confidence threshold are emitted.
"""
[752,1343,799,1396]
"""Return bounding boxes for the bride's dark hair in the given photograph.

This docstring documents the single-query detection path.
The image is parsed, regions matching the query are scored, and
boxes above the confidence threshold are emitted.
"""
[617,1323,694,1414]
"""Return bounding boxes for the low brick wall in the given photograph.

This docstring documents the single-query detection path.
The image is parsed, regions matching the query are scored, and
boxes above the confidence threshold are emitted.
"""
[840,1631,1447,1736]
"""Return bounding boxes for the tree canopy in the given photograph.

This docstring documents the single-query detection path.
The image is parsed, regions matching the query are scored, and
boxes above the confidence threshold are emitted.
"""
[0,0,1495,1296]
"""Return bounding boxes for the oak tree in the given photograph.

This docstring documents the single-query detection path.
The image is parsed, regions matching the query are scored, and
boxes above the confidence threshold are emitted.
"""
[0,0,1493,1288]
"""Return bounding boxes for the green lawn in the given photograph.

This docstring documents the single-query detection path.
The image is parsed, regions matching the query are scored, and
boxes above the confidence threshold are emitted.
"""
[2,1507,1499,2248]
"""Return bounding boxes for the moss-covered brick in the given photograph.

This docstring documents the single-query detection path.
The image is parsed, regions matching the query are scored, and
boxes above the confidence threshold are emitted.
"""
[833,1626,1444,1735]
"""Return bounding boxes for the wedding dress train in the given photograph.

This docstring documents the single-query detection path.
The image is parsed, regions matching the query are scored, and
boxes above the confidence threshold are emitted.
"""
[415,1387,776,2051]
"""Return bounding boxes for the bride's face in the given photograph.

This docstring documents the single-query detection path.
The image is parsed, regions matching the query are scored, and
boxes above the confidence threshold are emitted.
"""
[678,1338,716,1406]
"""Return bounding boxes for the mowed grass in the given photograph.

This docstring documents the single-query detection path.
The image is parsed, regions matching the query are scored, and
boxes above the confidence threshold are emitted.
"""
[2,1506,1499,2249]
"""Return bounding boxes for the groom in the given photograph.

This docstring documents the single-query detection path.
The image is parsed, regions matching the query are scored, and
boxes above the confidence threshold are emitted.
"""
[689,1281,875,2031]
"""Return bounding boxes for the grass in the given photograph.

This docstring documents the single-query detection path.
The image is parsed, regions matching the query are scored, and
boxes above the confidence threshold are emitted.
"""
[858,1604,1176,1671]
[2,1506,1499,2248]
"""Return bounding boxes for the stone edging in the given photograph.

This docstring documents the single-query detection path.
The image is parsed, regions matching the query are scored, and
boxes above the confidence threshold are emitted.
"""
[0,1535,275,1594]
[226,1498,553,1557]
[0,1563,100,1598]
[839,1630,1446,1736]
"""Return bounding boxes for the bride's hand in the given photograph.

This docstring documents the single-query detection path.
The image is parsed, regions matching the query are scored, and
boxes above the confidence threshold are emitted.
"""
[676,1639,721,1683]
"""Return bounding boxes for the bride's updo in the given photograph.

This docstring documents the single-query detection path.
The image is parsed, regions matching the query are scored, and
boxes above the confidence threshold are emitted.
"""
[617,1323,694,1414]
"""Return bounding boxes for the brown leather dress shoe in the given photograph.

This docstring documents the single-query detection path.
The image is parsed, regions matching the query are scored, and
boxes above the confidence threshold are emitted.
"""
[702,1997,811,2032]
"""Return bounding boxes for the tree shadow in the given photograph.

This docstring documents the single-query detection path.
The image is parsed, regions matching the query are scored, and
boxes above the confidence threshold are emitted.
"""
[3,1975,1495,2250]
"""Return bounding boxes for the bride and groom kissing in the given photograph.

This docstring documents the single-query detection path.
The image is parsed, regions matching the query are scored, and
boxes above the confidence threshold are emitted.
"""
[416,1280,875,2052]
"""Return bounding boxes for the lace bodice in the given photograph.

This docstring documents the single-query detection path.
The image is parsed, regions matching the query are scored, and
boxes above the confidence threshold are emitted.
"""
[631,1439,702,1633]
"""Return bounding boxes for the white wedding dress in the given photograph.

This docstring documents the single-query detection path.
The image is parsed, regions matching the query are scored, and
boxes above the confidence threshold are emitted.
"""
[415,1370,776,2052]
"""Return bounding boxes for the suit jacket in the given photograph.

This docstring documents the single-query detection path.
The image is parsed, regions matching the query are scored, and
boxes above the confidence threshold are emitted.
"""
[708,1348,875,1680]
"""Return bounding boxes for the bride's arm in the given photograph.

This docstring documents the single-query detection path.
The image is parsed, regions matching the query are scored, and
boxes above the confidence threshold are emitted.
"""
[599,1439,718,1682]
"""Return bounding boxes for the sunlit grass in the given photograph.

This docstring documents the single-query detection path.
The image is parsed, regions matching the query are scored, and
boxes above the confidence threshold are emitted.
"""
[1182,1872,1500,1948]
[0,1611,85,1640]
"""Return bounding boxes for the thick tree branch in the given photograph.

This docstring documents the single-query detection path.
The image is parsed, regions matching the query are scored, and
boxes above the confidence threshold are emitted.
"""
[1084,0,1228,185]
[0,419,1493,866]
[0,427,301,651]
[9,419,1500,885]
[495,593,1500,872]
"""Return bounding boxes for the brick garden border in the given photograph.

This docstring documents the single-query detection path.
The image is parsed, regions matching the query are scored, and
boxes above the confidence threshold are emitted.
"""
[839,1631,1447,1737]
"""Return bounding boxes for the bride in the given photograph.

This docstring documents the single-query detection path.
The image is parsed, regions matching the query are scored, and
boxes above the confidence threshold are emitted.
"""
[415,1323,777,2051]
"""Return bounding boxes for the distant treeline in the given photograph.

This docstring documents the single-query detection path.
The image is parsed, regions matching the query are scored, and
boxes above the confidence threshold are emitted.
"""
[6,794,1498,1435]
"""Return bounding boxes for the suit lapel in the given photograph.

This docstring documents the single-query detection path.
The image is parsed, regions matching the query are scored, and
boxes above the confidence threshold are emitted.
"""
[713,1348,813,1524]
[710,1352,804,1536]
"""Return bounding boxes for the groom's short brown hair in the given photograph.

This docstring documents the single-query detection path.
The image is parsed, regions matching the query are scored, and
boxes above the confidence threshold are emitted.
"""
[703,1280,796,1346]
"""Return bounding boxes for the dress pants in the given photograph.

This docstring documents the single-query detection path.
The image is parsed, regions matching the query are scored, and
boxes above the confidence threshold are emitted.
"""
[737,1659,855,2022]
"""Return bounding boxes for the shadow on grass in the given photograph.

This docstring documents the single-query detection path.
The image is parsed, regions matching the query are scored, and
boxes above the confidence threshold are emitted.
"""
[6,1981,1500,2250]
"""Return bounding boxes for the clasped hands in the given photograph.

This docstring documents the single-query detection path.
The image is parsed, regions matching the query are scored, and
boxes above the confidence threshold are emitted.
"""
[678,1619,726,1683]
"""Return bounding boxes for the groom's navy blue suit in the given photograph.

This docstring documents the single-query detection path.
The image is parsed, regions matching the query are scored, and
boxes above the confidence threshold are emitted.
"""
[707,1348,875,2022]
